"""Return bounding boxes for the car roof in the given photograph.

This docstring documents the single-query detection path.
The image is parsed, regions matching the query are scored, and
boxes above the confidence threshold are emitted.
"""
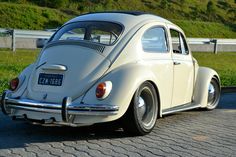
[82,11,149,16]
[66,11,174,31]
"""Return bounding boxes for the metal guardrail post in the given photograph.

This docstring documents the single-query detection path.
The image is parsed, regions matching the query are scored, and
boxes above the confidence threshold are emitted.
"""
[213,39,218,54]
[11,29,16,52]
[210,39,218,54]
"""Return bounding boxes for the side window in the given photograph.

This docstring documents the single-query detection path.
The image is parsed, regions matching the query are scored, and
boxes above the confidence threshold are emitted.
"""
[180,34,189,55]
[170,29,189,55]
[90,27,118,45]
[59,28,85,41]
[142,27,168,53]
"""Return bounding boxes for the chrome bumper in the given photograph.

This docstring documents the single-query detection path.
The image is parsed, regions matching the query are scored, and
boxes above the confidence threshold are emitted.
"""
[0,91,119,122]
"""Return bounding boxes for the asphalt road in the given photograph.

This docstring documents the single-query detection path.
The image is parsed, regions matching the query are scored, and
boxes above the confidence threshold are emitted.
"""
[0,93,235,157]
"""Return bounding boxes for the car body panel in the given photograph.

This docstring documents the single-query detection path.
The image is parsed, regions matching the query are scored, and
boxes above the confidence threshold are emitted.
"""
[166,24,195,107]
[106,21,174,110]
[26,43,110,103]
[10,64,35,98]
[171,54,194,107]
[193,67,220,108]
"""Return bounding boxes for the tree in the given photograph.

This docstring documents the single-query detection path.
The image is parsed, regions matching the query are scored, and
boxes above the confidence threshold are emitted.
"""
[105,0,113,10]
[227,8,236,22]
[207,1,216,14]
[179,0,185,6]
[35,0,68,9]
[206,0,216,20]
[160,0,168,9]
[178,0,186,8]
[48,0,68,9]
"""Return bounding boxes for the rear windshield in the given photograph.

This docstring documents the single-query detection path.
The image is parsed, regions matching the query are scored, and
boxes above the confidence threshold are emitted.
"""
[51,21,123,45]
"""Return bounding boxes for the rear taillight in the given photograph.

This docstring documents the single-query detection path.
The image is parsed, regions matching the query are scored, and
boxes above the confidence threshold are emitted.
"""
[96,81,112,99]
[96,82,106,99]
[9,78,19,91]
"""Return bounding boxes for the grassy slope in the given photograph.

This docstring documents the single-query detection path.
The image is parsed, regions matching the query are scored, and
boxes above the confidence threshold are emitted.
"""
[0,50,235,93]
[0,1,236,38]
[173,20,236,38]
[0,3,71,30]
[193,52,236,86]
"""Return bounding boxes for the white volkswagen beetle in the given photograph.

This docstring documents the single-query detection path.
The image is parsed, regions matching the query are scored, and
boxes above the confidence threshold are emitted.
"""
[0,12,221,135]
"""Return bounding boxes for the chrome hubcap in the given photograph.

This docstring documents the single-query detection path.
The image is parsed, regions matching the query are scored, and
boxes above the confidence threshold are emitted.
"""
[208,83,216,104]
[207,79,220,109]
[138,96,146,119]
[136,87,156,129]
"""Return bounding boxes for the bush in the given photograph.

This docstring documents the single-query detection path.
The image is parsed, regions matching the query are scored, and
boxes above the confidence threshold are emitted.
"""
[48,0,69,9]
[206,0,217,21]
[22,0,69,8]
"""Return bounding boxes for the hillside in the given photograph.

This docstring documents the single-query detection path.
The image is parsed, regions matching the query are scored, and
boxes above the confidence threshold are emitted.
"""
[0,3,71,30]
[0,0,235,38]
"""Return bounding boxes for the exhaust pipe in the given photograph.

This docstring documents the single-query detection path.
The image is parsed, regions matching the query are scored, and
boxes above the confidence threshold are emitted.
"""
[42,118,55,124]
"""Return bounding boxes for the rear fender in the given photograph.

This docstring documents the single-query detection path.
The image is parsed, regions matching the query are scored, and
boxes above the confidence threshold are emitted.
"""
[10,64,35,98]
[193,67,220,108]
[82,62,157,121]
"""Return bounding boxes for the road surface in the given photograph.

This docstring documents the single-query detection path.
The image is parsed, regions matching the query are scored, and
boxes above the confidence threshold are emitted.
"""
[0,93,235,157]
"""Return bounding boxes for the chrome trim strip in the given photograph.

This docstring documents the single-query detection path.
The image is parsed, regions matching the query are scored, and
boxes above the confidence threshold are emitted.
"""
[68,110,118,116]
[7,98,62,109]
[8,105,61,114]
[42,64,67,71]
[5,98,119,116]
[162,102,201,115]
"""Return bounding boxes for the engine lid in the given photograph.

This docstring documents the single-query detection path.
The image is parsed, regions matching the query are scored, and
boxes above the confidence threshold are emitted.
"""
[26,43,110,103]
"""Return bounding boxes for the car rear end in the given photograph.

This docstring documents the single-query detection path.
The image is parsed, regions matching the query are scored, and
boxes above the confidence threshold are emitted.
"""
[1,20,124,126]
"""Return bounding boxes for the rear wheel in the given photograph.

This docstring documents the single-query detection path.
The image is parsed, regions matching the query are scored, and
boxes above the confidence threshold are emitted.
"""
[206,78,220,110]
[122,82,158,135]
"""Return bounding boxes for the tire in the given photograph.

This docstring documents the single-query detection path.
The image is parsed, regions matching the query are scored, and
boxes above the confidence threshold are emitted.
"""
[206,77,220,110]
[122,81,158,135]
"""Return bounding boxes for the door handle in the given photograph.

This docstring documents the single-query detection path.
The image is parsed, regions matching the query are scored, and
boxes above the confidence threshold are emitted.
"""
[173,62,181,65]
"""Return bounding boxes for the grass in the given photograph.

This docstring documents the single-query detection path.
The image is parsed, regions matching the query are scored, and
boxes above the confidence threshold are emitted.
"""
[0,49,39,93]
[0,1,235,38]
[173,20,236,38]
[193,52,236,86]
[0,2,71,30]
[0,49,235,94]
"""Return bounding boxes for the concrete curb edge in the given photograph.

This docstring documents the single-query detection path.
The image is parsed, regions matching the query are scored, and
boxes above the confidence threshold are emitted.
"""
[221,86,236,93]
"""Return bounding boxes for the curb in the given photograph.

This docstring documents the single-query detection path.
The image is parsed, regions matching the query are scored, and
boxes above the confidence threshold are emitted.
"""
[221,86,236,93]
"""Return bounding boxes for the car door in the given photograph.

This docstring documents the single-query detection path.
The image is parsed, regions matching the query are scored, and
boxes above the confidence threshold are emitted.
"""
[170,29,194,107]
[141,25,174,110]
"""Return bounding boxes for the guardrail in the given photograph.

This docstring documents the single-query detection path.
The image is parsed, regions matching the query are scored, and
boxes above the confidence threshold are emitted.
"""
[187,38,236,45]
[0,28,54,51]
[0,28,54,39]
[0,28,236,53]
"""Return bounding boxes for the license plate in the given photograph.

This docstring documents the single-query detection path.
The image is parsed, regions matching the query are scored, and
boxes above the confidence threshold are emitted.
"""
[38,73,63,86]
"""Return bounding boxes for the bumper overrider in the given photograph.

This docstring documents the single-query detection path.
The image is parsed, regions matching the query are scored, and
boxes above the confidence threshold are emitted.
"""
[0,91,119,123]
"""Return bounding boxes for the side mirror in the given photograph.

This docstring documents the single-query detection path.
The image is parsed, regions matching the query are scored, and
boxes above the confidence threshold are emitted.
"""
[36,38,48,48]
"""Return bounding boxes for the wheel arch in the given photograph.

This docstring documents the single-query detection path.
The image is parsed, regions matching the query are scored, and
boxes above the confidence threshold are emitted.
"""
[147,80,161,118]
[213,74,221,85]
